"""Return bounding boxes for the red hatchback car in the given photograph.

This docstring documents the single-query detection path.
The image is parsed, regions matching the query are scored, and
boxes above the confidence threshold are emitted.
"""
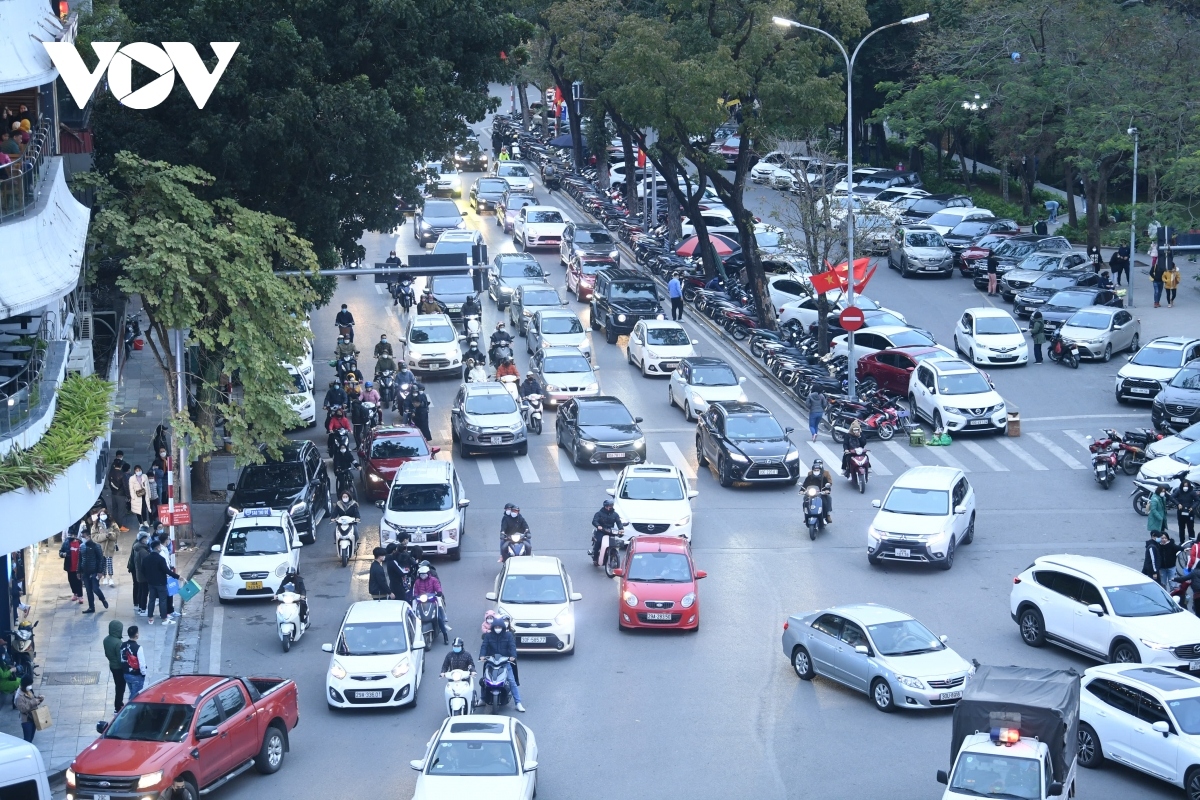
[565,257,612,301]
[615,535,706,631]
[855,346,958,396]
[957,231,1018,276]
[359,425,438,500]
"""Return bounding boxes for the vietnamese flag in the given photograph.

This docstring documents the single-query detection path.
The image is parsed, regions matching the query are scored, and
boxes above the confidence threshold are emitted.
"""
[821,257,876,293]
[810,269,841,294]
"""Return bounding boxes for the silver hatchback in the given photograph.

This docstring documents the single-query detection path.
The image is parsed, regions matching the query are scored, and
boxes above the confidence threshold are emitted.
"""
[450,382,528,458]
[888,225,954,277]
[782,603,973,712]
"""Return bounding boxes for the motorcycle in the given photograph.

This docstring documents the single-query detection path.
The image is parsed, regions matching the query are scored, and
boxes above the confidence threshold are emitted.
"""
[593,523,629,578]
[376,370,396,406]
[1087,435,1118,490]
[275,590,307,653]
[393,277,416,311]
[463,312,482,339]
[802,486,828,540]
[337,320,355,341]
[489,342,513,368]
[501,532,533,561]
[395,383,413,423]
[444,668,477,716]
[521,393,543,435]
[332,515,359,567]
[334,354,359,382]
[480,654,512,710]
[845,447,870,494]
[335,460,358,502]
[413,593,442,649]
[328,426,352,458]
[1047,331,1080,369]
[1132,474,1184,516]
[361,400,382,429]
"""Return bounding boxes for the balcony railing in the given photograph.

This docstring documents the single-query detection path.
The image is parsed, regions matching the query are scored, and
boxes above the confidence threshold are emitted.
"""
[0,119,52,223]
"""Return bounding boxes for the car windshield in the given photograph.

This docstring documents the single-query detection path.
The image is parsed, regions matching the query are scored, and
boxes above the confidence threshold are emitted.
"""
[1104,582,1180,617]
[339,620,408,656]
[575,228,613,244]
[927,212,972,228]
[427,740,518,777]
[610,282,657,301]
[973,234,1009,250]
[647,327,691,346]
[371,437,429,459]
[477,179,508,193]
[864,311,906,327]
[500,573,567,604]
[408,324,456,344]
[541,316,583,335]
[854,214,892,231]
[883,487,949,516]
[433,240,473,256]
[1032,275,1077,290]
[726,414,786,440]
[1132,345,1185,368]
[522,289,560,306]
[627,551,692,582]
[888,330,936,348]
[994,240,1035,259]
[1046,291,1093,308]
[938,372,992,395]
[1170,440,1200,466]
[527,210,563,224]
[860,176,899,189]
[498,258,543,278]
[906,232,945,248]
[424,201,460,217]
[387,484,453,512]
[620,476,684,500]
[949,752,1042,799]
[239,464,305,491]
[290,373,307,394]
[104,703,193,742]
[975,316,1020,335]
[465,392,517,415]
[224,527,288,556]
[497,163,529,177]
[689,365,738,386]
[430,276,476,296]
[1170,367,1200,390]
[437,164,458,175]
[543,355,592,374]
[755,230,785,248]
[909,198,948,215]
[1066,310,1112,330]
[949,221,994,238]
[1168,698,1200,735]
[577,403,634,426]
[867,619,945,657]
[1018,254,1062,271]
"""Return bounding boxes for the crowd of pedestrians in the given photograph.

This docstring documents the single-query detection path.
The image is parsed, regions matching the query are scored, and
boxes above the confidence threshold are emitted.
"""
[1143,479,1200,613]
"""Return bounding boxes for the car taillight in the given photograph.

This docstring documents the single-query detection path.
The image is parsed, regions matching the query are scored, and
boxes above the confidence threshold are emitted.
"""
[1013,577,1021,584]
[783,620,789,631]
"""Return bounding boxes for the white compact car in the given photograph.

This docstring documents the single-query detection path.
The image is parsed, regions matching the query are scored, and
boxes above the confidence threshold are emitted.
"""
[1116,336,1200,403]
[527,309,591,359]
[608,463,698,540]
[1078,663,1200,796]
[830,325,940,361]
[323,600,426,709]
[778,292,906,330]
[493,161,536,194]
[627,320,698,377]
[952,307,1029,367]
[380,460,470,560]
[485,556,582,654]
[867,466,976,570]
[668,357,748,421]
[285,364,316,427]
[404,313,462,375]
[1137,442,1200,488]
[513,206,566,251]
[410,716,538,800]
[214,508,303,601]
[908,358,1007,434]
[1011,554,1200,667]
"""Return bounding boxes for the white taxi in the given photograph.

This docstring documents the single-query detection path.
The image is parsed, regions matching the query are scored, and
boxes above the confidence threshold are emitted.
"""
[627,320,698,377]
[485,556,582,654]
[213,508,302,601]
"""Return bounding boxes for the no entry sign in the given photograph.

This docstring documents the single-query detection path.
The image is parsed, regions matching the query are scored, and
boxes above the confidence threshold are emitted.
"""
[839,306,865,331]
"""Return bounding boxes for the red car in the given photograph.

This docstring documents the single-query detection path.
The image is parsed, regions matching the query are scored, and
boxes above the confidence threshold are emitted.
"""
[855,346,959,396]
[957,231,1019,276]
[565,257,612,301]
[359,425,438,500]
[614,535,706,631]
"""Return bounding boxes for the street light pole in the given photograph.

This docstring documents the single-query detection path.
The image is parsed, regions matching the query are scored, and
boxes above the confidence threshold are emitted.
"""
[1128,127,1139,309]
[774,13,930,400]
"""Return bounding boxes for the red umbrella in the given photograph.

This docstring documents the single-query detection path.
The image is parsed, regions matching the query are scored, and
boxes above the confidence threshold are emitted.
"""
[676,233,739,257]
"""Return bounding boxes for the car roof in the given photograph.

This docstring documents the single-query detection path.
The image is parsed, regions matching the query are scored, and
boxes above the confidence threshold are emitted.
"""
[828,603,913,626]
[135,675,234,705]
[436,230,479,241]
[1066,304,1121,316]
[523,205,562,213]
[855,325,922,337]
[573,222,607,231]
[575,395,627,407]
[464,382,512,395]
[411,313,453,326]
[713,401,770,416]
[535,308,576,318]
[622,463,683,479]
[439,716,514,741]
[251,440,309,463]
[502,555,563,576]
[229,507,290,528]
[629,534,691,553]
[924,358,977,375]
[597,268,652,282]
[965,307,1016,318]
[900,224,938,232]
[892,465,962,488]
[1085,664,1200,695]
[394,460,453,483]
[370,425,425,438]
[920,193,971,202]
[495,251,539,262]
[1146,336,1200,348]
[640,319,685,329]
[345,599,410,624]
[681,356,730,367]
[1031,554,1154,585]
[539,345,589,357]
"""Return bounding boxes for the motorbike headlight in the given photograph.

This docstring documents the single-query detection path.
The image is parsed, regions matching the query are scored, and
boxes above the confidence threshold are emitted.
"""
[1140,639,1173,651]
[680,592,696,609]
[136,771,164,790]
[391,657,411,678]
[275,563,289,577]
[330,660,347,680]
[785,449,800,462]
[290,501,307,515]
[674,515,691,527]
[623,591,639,607]
[586,382,599,393]
[896,675,924,690]
[728,452,749,463]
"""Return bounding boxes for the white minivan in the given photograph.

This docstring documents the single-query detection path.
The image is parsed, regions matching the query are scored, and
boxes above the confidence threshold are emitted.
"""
[0,733,50,800]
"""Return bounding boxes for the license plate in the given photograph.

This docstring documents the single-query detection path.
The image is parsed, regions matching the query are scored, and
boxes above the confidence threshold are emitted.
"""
[488,436,502,443]
[245,581,262,590]
[522,636,547,644]
[355,690,383,699]
[646,613,673,620]
[939,691,963,702]
[1095,464,1109,472]
[1173,417,1191,424]
[94,795,111,800]
[968,419,991,427]
[1191,661,1200,671]
[1131,388,1151,395]
[410,532,426,543]
[895,548,912,558]
[759,469,780,475]
[606,452,626,459]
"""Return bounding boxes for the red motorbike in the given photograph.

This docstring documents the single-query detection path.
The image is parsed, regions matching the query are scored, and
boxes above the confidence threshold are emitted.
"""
[845,447,871,494]
[1086,434,1119,489]
[829,393,909,443]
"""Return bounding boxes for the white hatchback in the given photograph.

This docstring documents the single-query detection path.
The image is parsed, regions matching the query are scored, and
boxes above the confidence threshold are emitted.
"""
[627,320,698,377]
[908,358,1007,434]
[404,313,462,375]
[668,357,747,421]
[410,716,538,800]
[323,600,426,709]
[486,556,582,654]
[284,364,316,427]
[608,463,698,541]
[214,508,303,601]
[952,307,1029,367]
[513,206,566,251]
[867,466,976,570]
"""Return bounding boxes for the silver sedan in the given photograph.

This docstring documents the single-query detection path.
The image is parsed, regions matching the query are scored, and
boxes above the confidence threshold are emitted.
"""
[781,603,974,712]
[1058,306,1141,362]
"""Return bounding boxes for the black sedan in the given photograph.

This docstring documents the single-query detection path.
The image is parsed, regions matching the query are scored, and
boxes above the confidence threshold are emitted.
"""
[695,402,801,487]
[454,140,489,172]
[1012,270,1100,319]
[1034,287,1122,330]
[560,222,620,269]
[225,440,331,543]
[469,177,510,214]
[555,396,646,468]
[1152,361,1200,432]
[487,252,547,308]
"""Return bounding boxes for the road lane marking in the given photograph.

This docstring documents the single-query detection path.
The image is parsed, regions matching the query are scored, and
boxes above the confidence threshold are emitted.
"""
[927,446,970,472]
[1062,430,1093,452]
[554,447,579,482]
[884,440,924,469]
[961,441,1008,472]
[660,441,697,480]
[476,458,500,484]
[598,468,618,481]
[997,438,1049,470]
[515,455,540,483]
[807,441,842,471]
[1028,431,1084,469]
[207,606,224,674]
[1022,414,1145,422]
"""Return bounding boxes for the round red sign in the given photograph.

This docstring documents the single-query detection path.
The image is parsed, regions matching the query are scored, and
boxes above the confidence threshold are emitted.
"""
[839,306,865,331]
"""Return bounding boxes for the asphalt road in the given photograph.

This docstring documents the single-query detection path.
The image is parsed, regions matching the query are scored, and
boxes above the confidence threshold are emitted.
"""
[195,111,1186,800]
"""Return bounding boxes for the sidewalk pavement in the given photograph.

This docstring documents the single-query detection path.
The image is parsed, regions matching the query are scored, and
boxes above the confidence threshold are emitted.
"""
[0,299,234,778]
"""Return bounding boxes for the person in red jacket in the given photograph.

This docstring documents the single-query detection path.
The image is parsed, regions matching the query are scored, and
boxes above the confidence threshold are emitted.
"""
[61,528,84,603]
[326,407,352,455]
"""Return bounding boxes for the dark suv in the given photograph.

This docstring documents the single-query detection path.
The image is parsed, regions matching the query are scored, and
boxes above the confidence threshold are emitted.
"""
[971,234,1072,290]
[1152,360,1200,432]
[225,440,331,543]
[590,268,665,344]
[900,193,972,224]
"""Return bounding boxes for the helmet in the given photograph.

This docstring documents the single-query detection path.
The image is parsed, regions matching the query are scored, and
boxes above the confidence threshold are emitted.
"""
[496,322,505,330]
[419,559,431,569]
[451,637,465,649]
[602,498,614,508]
[417,565,431,577]
[526,371,535,378]
[504,502,516,511]
[365,381,373,388]
[337,334,345,341]
[812,459,823,470]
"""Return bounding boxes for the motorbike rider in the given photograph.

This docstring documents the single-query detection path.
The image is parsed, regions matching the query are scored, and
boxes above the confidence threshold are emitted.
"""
[335,304,356,342]
[343,372,362,403]
[385,544,414,603]
[802,459,833,525]
[412,564,451,645]
[408,383,432,441]
[841,421,867,477]
[490,322,513,358]
[360,380,381,410]
[500,503,531,557]
[461,293,482,320]
[590,498,624,562]
[465,358,489,383]
[519,372,541,398]
[418,290,441,315]
[441,637,476,676]
[479,615,524,712]
[326,407,352,453]
[278,569,309,627]
[463,338,487,368]
[334,492,361,525]
[322,380,347,427]
[334,335,358,359]
[350,396,371,448]
[496,357,520,381]
[375,351,398,380]
[332,444,356,484]
[374,335,393,359]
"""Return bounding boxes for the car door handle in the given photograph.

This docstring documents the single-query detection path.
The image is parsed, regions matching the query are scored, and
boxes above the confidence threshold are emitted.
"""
[1095,710,1107,717]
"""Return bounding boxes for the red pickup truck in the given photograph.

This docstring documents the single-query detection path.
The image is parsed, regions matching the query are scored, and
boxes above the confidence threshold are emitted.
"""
[66,675,299,800]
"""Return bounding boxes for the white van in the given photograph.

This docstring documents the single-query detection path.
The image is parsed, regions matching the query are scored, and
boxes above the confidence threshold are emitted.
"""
[0,733,51,800]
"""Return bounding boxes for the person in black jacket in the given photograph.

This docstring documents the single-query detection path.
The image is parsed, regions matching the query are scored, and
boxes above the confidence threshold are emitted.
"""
[335,304,355,341]
[441,638,475,675]
[408,384,432,441]
[141,542,179,624]
[1174,479,1199,541]
[369,548,393,599]
[78,531,109,612]
[500,503,531,540]
[385,545,413,603]
[479,617,523,711]
[590,499,623,562]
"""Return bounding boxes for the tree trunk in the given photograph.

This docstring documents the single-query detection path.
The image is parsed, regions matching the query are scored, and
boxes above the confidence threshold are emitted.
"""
[872,122,887,165]
[517,82,530,131]
[1021,156,1035,220]
[1001,157,1010,202]
[1082,173,1102,250]
[666,188,681,243]
[935,134,944,178]
[619,129,637,217]
[1147,167,1158,214]
[954,133,971,189]
[1064,162,1078,228]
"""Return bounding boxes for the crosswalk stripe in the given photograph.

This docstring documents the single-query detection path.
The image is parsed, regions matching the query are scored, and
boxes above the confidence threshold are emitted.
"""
[553,447,579,482]
[660,441,697,480]
[598,468,618,481]
[997,438,1049,470]
[476,458,500,484]
[1028,432,1084,469]
[884,440,924,469]
[961,441,1008,472]
[514,455,540,483]
[927,446,970,472]
[1062,430,1092,452]
[807,441,842,470]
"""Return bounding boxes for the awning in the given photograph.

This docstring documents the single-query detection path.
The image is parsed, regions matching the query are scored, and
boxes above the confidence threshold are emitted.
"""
[0,158,87,317]
[548,134,574,148]
[0,0,65,94]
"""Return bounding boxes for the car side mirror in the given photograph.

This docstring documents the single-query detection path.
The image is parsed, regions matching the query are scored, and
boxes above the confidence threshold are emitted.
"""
[410,760,424,771]
[784,427,794,435]
[605,487,615,496]
[485,591,498,601]
[854,645,869,655]
[226,483,236,492]
[871,499,882,508]
[412,638,426,650]
[691,339,699,345]
[211,544,221,552]
[939,634,949,644]
[1048,781,1064,797]
[292,537,303,548]
[611,568,624,577]
[936,770,949,786]
[96,721,108,734]
[458,499,471,509]
[634,416,644,423]
[375,500,385,509]
[739,376,747,384]
[196,726,218,740]
[569,592,583,601]
[524,760,538,773]
[1152,720,1170,736]
[953,504,966,515]
[688,490,699,500]
[321,643,333,653]
[1086,603,1105,616]
[695,570,708,579]
[431,446,441,455]
[592,364,599,371]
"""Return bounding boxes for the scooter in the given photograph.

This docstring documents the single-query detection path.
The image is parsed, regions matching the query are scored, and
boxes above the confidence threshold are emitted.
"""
[1047,331,1080,369]
[393,278,416,311]
[444,668,477,716]
[395,383,413,423]
[803,486,828,540]
[413,594,442,649]
[275,590,307,653]
[335,354,359,382]
[593,523,629,578]
[480,654,512,710]
[845,447,870,494]
[521,393,543,435]
[376,370,396,406]
[361,400,382,428]
[335,462,358,503]
[337,321,355,341]
[463,312,482,339]
[490,342,513,367]
[328,426,352,458]
[1086,435,1118,490]
[333,515,359,567]
[501,532,533,561]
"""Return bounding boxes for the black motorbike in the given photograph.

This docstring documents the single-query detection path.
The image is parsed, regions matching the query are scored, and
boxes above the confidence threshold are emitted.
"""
[335,460,358,502]
[480,654,511,709]
[501,532,533,561]
[376,370,396,406]
[489,341,513,367]
[328,426,352,458]
[802,486,828,540]
[1046,330,1080,369]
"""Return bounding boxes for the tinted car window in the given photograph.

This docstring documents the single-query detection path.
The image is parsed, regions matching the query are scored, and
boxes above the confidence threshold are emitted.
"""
[477,179,508,192]
[424,200,460,216]
[240,464,305,491]
[574,228,614,244]
[577,403,634,426]
[371,437,429,459]
[811,614,842,638]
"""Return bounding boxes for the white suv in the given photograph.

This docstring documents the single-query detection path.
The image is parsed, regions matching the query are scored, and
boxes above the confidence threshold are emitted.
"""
[513,206,566,251]
[214,508,302,601]
[867,466,975,570]
[380,461,469,560]
[1011,554,1200,666]
[608,463,698,540]
[1079,663,1200,796]
[485,555,583,655]
[908,358,1007,434]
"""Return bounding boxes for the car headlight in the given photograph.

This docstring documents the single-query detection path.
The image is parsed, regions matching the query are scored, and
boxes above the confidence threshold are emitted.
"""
[728,452,749,463]
[586,382,599,392]
[546,384,561,392]
[608,250,619,259]
[632,436,646,449]
[275,563,289,577]
[65,769,75,787]
[522,308,533,316]
[330,660,347,680]
[680,592,696,609]
[501,286,514,294]
[408,358,418,366]
[674,515,691,527]
[690,392,706,406]
[367,471,384,483]
[290,501,307,515]
[581,440,596,450]
[1140,639,1173,651]
[617,314,627,323]
[136,771,164,790]
[554,608,571,626]
[510,422,525,432]
[391,657,411,678]
[968,663,977,676]
[465,423,482,434]
[221,565,234,579]
[455,220,467,229]
[785,449,800,461]
[867,527,883,541]
[623,591,639,607]
[896,675,924,690]
[736,391,749,403]
[655,313,665,320]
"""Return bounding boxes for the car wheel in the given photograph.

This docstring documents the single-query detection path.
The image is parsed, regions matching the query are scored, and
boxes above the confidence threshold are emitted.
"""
[451,425,460,443]
[1102,343,1112,362]
[605,322,618,344]
[938,537,955,571]
[683,400,694,422]
[572,441,585,468]
[696,436,708,467]
[448,544,462,561]
[718,456,734,488]
[963,513,975,544]
[933,411,943,431]
[668,385,676,409]
[1115,386,1127,405]
[1111,640,1141,664]
[1130,333,1140,353]
[1077,723,1104,768]
[458,441,472,459]
[900,257,911,278]
[590,308,601,331]
[791,646,815,680]
[908,394,920,422]
[1018,606,1046,647]
[516,441,528,456]
[871,678,896,712]
[626,347,633,365]
[255,726,286,774]
[968,348,976,365]
[1186,767,1200,800]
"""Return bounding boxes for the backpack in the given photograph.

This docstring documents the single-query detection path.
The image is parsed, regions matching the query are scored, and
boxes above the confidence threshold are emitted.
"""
[120,641,141,673]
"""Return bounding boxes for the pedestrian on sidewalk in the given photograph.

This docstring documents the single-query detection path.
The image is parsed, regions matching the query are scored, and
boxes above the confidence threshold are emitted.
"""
[807,388,828,442]
[1158,533,1182,589]
[0,659,20,709]
[1044,199,1059,222]
[79,530,109,613]
[1149,484,1169,536]
[1175,479,1198,541]
[103,620,126,712]
[1029,311,1047,364]
[128,466,151,528]
[14,677,43,742]
[91,510,120,587]
[369,548,393,600]
[156,531,180,618]
[142,541,178,625]
[1165,262,1181,308]
[121,626,146,698]
[1151,258,1166,307]
[128,531,150,615]
[108,450,130,519]
[668,272,684,320]
[1149,241,1159,270]
[1087,245,1103,274]
[60,528,83,604]
[1110,245,1131,286]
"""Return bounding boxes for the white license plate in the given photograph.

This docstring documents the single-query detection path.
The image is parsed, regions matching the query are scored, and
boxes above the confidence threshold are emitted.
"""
[939,691,963,702]
[522,636,547,644]
[606,452,626,459]
[1173,417,1191,424]
[1131,388,1151,395]
[410,533,426,543]
[646,613,673,620]
[968,419,991,426]
[895,548,912,558]
[1190,660,1200,671]
[1095,464,1109,472]
[355,690,383,699]
[758,469,780,475]
[489,436,503,443]
[94,795,111,800]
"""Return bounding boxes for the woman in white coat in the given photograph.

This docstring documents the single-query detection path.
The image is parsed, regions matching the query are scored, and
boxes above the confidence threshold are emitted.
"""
[128,466,151,528]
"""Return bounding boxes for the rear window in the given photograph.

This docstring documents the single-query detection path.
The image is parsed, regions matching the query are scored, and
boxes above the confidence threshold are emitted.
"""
[371,437,429,459]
